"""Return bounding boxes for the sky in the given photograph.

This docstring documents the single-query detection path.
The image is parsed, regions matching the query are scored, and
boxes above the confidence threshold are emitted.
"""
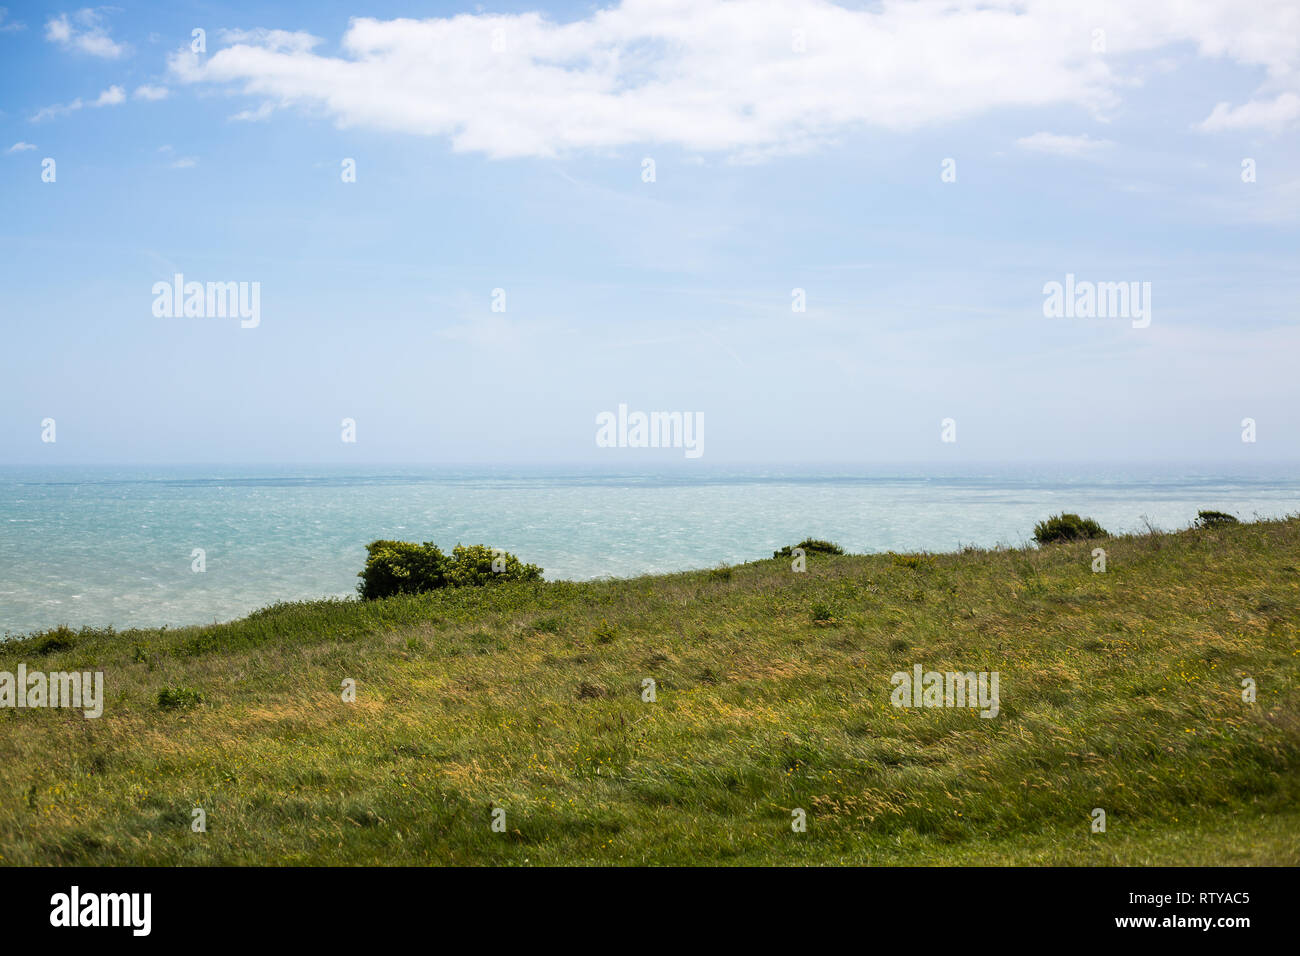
[1,0,1298,466]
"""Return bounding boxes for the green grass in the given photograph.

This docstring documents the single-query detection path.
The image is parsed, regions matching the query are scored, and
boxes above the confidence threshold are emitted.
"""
[1,517,1298,865]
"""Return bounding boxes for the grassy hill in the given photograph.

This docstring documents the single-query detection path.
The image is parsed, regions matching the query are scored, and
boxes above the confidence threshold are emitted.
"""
[1,517,1297,865]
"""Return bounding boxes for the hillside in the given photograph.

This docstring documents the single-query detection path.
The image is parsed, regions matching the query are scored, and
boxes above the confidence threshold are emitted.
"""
[1,517,1297,865]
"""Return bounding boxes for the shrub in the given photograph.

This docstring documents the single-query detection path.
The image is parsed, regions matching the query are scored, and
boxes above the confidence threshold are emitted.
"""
[810,602,834,623]
[31,626,77,655]
[357,540,447,600]
[444,544,542,588]
[357,541,541,600]
[1196,510,1239,528]
[774,538,845,558]
[1033,513,1108,545]
[157,687,204,710]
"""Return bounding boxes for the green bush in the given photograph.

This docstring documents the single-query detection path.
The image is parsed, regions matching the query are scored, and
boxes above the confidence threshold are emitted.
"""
[1196,510,1239,528]
[357,540,448,600]
[157,687,204,710]
[444,544,542,588]
[1033,513,1108,545]
[774,538,845,558]
[31,626,77,655]
[358,540,541,600]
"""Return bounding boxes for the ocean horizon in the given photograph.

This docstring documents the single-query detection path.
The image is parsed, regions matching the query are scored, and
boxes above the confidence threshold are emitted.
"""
[2,461,1296,637]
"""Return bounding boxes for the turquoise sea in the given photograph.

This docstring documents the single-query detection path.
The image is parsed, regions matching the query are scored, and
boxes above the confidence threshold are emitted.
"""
[1,463,1296,636]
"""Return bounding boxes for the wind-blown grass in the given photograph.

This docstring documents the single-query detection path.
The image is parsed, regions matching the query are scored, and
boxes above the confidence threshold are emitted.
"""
[0,517,1297,865]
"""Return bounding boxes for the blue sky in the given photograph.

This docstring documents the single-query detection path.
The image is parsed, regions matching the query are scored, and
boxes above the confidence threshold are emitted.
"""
[1,1,1298,465]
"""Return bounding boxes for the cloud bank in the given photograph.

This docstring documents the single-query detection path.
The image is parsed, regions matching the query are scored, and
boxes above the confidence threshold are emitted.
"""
[164,0,1300,158]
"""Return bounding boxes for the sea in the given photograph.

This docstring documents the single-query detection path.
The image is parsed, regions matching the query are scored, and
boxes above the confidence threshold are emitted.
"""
[1,463,1296,636]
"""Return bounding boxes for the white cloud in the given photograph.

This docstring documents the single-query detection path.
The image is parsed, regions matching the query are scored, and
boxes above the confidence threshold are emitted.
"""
[171,157,197,168]
[217,28,321,54]
[1015,131,1113,158]
[31,84,126,121]
[231,102,275,122]
[31,102,75,122]
[1197,92,1300,133]
[93,85,125,106]
[134,84,169,101]
[166,0,1300,160]
[45,9,126,58]
[0,8,26,32]
[7,141,36,153]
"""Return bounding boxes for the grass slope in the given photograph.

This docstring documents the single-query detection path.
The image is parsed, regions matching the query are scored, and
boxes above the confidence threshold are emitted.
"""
[1,518,1298,865]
